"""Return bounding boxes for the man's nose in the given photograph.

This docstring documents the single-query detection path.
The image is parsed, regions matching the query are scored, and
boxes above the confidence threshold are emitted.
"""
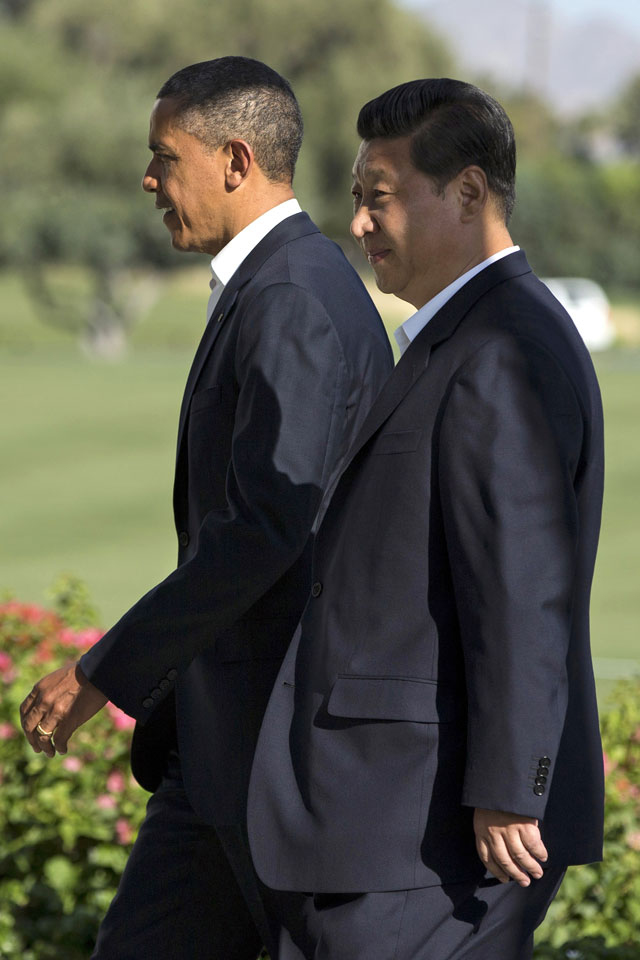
[350,206,376,240]
[142,161,159,193]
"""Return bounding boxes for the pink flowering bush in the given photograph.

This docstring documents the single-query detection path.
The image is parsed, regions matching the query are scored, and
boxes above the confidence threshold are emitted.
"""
[534,677,640,957]
[1,578,639,959]
[0,578,147,960]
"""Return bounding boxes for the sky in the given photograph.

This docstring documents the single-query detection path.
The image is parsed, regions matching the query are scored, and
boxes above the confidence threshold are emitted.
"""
[541,0,640,30]
[401,0,639,113]
[405,0,640,32]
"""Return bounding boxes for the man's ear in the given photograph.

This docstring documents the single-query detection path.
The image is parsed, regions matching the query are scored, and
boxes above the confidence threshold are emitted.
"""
[224,139,254,189]
[456,165,490,223]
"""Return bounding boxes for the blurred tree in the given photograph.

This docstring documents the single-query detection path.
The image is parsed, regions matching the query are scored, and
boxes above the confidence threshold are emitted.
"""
[612,73,640,156]
[0,17,167,351]
[511,155,640,290]
[0,0,453,348]
[478,81,562,162]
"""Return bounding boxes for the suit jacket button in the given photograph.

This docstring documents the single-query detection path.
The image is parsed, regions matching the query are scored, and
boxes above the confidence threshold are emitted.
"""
[533,784,545,796]
[539,756,551,766]
[311,581,323,598]
[151,688,162,700]
[167,669,178,681]
[142,697,154,709]
[159,678,171,691]
[535,776,547,785]
[537,766,550,776]
[178,531,189,547]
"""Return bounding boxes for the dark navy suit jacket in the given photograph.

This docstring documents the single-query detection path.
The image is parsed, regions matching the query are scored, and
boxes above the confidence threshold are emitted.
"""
[248,251,605,891]
[80,212,393,826]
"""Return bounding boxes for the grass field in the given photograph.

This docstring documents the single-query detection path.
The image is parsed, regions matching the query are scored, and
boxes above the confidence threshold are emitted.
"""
[1,268,639,702]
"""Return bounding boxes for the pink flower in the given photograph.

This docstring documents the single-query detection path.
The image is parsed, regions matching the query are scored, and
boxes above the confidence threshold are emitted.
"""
[107,703,136,731]
[0,601,25,619]
[106,770,126,794]
[627,831,640,851]
[603,751,615,776]
[63,756,83,772]
[58,628,79,648]
[56,626,102,650]
[115,818,134,845]
[22,604,48,624]
[0,722,17,740]
[74,627,103,650]
[1,602,52,625]
[615,776,632,798]
[0,601,20,615]
[0,653,16,684]
[96,794,117,810]
[34,642,55,664]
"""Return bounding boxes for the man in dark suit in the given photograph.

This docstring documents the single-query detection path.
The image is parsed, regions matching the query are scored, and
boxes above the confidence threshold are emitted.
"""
[19,57,393,958]
[249,79,605,959]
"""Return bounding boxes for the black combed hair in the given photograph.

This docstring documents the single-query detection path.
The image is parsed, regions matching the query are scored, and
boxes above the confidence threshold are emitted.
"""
[358,78,516,222]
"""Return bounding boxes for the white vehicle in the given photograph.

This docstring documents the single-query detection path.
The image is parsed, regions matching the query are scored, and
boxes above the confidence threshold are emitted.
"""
[541,277,615,351]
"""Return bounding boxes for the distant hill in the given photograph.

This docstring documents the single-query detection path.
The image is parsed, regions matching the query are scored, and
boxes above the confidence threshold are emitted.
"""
[419,0,640,114]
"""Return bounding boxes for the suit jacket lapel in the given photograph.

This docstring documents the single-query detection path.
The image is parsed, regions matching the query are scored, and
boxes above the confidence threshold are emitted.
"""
[175,285,239,459]
[343,251,532,469]
[175,212,320,460]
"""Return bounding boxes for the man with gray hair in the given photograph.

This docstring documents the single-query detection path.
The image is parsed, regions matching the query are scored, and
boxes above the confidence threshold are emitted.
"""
[20,56,392,958]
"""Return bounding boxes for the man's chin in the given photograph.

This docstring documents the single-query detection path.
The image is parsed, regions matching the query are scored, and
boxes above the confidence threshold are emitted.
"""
[372,271,397,296]
[168,230,193,253]
[168,231,214,256]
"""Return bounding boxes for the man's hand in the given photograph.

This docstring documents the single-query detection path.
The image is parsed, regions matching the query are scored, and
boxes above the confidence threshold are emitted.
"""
[473,808,548,887]
[20,662,108,758]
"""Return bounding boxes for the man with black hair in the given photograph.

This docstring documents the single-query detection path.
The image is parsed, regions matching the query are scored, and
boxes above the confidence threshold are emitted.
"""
[249,78,605,958]
[20,57,393,959]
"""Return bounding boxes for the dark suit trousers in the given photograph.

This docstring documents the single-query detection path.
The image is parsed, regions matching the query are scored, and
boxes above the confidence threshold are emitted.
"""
[91,750,290,960]
[91,754,563,960]
[274,868,565,960]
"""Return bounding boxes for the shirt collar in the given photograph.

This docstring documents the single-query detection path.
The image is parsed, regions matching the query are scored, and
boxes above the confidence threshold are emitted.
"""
[209,198,302,293]
[394,246,520,355]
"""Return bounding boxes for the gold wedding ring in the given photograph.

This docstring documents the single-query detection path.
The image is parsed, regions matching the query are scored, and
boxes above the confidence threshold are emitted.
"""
[36,722,54,738]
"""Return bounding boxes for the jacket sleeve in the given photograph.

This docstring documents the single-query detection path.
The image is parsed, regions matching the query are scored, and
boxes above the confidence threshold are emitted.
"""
[80,281,350,720]
[438,333,585,819]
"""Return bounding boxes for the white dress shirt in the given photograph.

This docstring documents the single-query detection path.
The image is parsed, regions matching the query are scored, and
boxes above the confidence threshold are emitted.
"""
[393,246,520,355]
[206,198,302,322]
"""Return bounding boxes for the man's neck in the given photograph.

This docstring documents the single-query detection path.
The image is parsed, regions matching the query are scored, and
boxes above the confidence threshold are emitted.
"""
[230,184,296,238]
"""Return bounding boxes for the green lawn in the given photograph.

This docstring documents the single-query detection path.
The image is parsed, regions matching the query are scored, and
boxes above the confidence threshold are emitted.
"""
[1,269,638,700]
[0,347,192,624]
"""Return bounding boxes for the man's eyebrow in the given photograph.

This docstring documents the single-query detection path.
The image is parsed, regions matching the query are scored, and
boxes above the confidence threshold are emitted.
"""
[363,166,391,179]
[148,141,176,155]
[352,165,392,182]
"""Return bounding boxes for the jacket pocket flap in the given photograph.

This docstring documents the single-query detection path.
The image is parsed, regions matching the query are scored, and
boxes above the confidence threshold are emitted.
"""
[372,429,422,455]
[326,675,455,723]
